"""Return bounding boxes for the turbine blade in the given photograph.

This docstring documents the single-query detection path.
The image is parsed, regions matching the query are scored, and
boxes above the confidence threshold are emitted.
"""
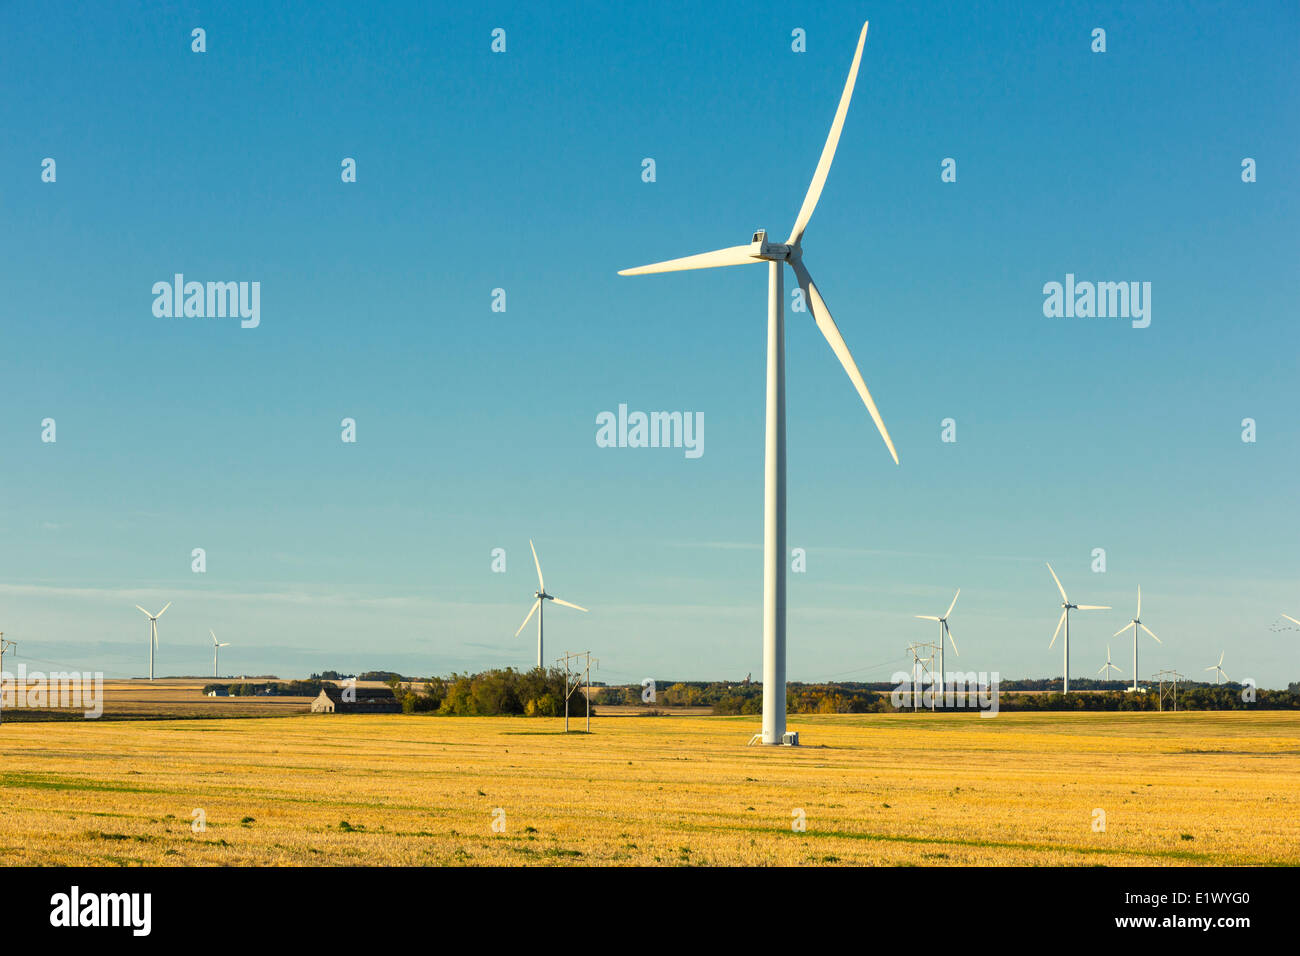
[135,605,151,617]
[1283,614,1300,627]
[514,599,541,638]
[1204,665,1216,671]
[529,539,544,591]
[617,244,759,276]
[1139,622,1161,644]
[1113,622,1133,638]
[945,623,958,656]
[915,615,941,621]
[1218,650,1224,666]
[789,256,897,463]
[945,588,960,619]
[1097,663,1107,675]
[1076,605,1110,611]
[786,20,870,245]
[1046,563,1068,604]
[156,602,171,618]
[551,597,588,613]
[1049,609,1066,649]
[1136,585,1142,619]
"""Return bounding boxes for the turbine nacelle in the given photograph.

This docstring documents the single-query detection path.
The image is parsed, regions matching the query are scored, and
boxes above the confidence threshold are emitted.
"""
[748,230,792,261]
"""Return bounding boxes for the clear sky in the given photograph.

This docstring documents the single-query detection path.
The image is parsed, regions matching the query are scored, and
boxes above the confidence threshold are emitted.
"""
[1,1,1297,687]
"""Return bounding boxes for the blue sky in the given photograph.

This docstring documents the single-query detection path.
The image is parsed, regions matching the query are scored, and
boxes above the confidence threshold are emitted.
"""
[1,1,1297,686]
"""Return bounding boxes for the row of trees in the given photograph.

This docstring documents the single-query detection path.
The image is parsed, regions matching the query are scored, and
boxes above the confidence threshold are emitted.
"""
[203,679,327,697]
[388,668,589,717]
[592,680,1300,714]
[999,686,1300,711]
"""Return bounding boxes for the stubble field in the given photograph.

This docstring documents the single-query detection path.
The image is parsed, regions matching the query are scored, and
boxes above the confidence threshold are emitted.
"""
[1,710,1296,866]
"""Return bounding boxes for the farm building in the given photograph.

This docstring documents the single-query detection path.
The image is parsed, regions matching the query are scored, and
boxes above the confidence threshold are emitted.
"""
[311,686,401,714]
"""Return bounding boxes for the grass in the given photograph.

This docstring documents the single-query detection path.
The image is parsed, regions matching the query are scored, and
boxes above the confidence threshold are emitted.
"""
[0,710,1296,865]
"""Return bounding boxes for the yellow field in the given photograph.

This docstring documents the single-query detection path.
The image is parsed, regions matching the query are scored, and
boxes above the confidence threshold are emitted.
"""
[1,710,1297,866]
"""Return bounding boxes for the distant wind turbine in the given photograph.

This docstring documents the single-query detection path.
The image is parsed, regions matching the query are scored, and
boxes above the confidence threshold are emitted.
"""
[210,630,230,678]
[1097,645,1123,680]
[1112,586,1161,692]
[619,21,896,746]
[1046,564,1109,694]
[135,602,171,680]
[514,540,587,668]
[1204,651,1230,684]
[915,588,960,694]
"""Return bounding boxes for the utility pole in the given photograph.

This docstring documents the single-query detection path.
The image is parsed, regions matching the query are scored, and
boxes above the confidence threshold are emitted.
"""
[0,635,15,726]
[558,651,595,733]
[905,641,939,712]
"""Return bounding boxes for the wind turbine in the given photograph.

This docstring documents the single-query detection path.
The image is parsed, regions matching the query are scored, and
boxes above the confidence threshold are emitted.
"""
[915,589,959,696]
[619,21,896,746]
[135,602,171,680]
[1204,651,1230,684]
[1097,645,1122,681]
[1046,564,1109,694]
[210,630,230,678]
[1112,586,1160,692]
[514,540,587,668]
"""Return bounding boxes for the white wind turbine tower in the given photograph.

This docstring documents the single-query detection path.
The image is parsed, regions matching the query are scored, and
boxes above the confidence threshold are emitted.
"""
[514,540,587,668]
[1112,586,1160,692]
[619,21,896,746]
[1204,651,1230,684]
[1097,645,1122,681]
[1046,564,1109,694]
[135,602,171,680]
[210,630,230,678]
[915,589,959,694]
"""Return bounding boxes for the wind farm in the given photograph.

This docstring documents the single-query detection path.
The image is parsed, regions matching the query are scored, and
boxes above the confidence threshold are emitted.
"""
[3,2,1297,899]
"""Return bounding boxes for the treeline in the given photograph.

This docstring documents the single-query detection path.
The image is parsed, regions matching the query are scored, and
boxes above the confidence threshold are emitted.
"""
[597,681,897,714]
[998,686,1300,711]
[389,668,589,717]
[593,680,1300,714]
[308,670,399,682]
[202,679,328,697]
